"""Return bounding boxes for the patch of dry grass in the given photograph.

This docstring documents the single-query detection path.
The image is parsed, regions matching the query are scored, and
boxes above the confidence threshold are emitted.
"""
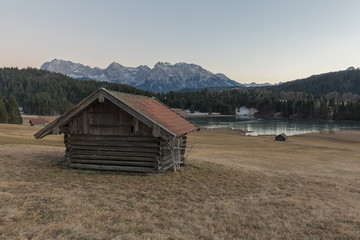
[0,124,63,146]
[0,123,360,239]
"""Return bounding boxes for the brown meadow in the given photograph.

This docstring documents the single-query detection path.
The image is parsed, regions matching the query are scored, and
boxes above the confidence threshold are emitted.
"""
[0,123,359,239]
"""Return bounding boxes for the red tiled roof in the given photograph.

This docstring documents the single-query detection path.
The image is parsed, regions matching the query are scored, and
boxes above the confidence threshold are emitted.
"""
[30,118,46,125]
[107,90,199,136]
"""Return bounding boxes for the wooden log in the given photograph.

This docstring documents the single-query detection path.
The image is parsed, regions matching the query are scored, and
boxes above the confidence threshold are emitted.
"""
[159,154,173,163]
[71,154,155,162]
[70,159,155,167]
[69,163,155,172]
[70,135,159,142]
[68,140,159,148]
[70,150,157,157]
[159,153,172,160]
[159,157,174,167]
[159,163,175,172]
[71,145,160,153]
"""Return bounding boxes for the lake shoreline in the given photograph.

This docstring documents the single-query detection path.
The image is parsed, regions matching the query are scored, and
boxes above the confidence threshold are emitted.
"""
[198,126,360,138]
[190,116,360,136]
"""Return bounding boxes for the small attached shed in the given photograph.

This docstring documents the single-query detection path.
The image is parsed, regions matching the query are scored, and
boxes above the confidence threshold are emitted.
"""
[275,133,288,142]
[34,88,199,173]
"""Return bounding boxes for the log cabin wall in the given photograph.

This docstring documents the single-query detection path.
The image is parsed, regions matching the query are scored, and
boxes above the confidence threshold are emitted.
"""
[64,99,161,172]
[65,134,161,172]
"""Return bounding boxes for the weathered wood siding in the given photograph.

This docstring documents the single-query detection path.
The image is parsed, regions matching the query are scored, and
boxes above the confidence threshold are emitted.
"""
[68,99,152,136]
[65,135,160,172]
[64,134,188,172]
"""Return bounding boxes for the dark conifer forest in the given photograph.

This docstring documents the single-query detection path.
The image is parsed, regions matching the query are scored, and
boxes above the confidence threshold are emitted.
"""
[0,67,359,121]
[0,68,153,116]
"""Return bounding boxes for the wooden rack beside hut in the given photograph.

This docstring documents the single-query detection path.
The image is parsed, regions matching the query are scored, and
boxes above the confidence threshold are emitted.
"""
[34,88,199,173]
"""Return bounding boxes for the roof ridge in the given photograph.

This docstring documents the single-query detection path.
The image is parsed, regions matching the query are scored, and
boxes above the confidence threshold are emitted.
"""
[105,89,151,99]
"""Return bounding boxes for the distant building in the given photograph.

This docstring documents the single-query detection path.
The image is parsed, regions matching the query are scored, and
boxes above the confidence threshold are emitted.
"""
[235,106,258,116]
[275,133,288,142]
[29,118,47,126]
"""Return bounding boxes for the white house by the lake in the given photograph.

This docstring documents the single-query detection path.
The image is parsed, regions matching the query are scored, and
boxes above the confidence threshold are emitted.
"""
[235,106,258,116]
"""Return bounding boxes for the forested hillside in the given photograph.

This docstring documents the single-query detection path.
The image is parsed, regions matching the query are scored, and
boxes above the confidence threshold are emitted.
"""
[269,69,360,96]
[159,88,360,121]
[158,69,360,120]
[1,67,359,121]
[0,68,154,115]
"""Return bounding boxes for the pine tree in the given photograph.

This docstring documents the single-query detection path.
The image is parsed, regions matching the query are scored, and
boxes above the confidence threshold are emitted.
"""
[0,99,8,123]
[6,95,22,124]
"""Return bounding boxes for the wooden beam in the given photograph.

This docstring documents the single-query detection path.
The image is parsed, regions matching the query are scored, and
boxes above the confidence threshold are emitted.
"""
[70,159,155,167]
[71,154,155,162]
[68,140,160,148]
[71,145,160,153]
[69,163,155,172]
[159,157,174,167]
[34,90,102,139]
[69,135,159,142]
[70,150,157,158]
[159,163,175,172]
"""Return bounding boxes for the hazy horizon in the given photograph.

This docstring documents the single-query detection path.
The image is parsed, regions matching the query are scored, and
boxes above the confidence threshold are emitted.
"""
[2,0,360,84]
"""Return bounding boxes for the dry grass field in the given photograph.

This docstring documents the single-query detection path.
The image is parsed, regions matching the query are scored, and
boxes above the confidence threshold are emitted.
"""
[0,123,360,239]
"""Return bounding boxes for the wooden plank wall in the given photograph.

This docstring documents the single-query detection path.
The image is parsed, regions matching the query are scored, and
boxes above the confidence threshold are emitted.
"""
[68,99,152,137]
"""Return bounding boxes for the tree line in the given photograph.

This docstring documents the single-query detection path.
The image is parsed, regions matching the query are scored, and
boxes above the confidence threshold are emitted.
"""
[158,88,360,121]
[0,67,359,122]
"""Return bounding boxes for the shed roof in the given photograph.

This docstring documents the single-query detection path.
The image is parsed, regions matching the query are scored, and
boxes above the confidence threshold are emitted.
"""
[30,118,46,125]
[34,88,199,139]
[275,133,288,139]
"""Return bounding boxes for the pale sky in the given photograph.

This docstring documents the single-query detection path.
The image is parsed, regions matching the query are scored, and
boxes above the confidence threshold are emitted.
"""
[1,0,360,84]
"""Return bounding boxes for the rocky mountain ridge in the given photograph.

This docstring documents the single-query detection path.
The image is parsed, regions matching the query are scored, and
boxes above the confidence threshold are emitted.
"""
[41,59,241,92]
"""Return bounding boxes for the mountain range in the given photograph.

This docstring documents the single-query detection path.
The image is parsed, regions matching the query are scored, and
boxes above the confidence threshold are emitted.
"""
[41,59,243,92]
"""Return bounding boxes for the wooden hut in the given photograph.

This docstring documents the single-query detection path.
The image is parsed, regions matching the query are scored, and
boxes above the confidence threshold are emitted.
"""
[275,133,288,142]
[29,118,47,126]
[34,88,199,173]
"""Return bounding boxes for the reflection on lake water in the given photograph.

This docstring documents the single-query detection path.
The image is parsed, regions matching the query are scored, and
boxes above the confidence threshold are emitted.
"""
[188,116,360,136]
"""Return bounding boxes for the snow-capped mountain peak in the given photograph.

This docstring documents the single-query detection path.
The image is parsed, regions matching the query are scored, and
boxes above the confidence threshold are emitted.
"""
[41,59,241,92]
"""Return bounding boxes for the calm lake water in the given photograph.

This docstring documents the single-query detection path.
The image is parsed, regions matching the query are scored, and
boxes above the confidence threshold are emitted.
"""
[188,116,360,136]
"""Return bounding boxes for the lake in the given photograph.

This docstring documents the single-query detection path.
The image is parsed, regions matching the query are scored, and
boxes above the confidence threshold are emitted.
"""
[188,116,360,136]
